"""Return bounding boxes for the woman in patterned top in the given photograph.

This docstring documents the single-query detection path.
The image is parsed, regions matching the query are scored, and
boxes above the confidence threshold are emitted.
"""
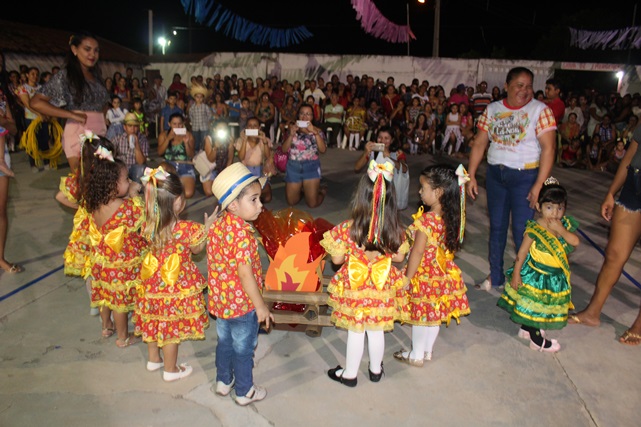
[30,31,110,173]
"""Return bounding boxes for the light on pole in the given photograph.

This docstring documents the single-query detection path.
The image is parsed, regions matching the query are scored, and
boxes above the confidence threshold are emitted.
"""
[158,37,167,55]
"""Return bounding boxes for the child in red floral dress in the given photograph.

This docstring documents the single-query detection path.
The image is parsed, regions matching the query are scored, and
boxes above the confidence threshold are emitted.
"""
[395,164,471,366]
[321,160,408,387]
[208,162,273,406]
[57,132,108,316]
[134,167,213,381]
[84,143,147,348]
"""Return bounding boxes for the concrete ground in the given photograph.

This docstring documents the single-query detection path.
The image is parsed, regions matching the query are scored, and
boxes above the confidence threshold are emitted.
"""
[1,144,640,427]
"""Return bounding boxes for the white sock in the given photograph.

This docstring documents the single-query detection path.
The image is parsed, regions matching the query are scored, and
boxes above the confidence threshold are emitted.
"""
[366,330,385,374]
[409,325,428,359]
[342,330,365,379]
[425,325,440,354]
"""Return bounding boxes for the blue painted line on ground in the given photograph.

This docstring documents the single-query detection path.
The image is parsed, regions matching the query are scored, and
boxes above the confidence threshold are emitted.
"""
[576,227,641,290]
[0,265,64,302]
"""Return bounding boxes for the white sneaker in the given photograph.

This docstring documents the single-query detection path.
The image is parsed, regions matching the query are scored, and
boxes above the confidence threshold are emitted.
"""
[163,363,193,382]
[424,351,432,361]
[213,377,235,396]
[89,307,100,316]
[235,385,267,406]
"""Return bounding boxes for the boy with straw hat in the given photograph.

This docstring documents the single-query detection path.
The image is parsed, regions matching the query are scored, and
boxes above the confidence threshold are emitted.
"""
[207,163,273,406]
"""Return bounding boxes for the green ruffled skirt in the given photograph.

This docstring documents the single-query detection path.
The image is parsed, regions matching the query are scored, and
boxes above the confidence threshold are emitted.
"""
[497,255,572,330]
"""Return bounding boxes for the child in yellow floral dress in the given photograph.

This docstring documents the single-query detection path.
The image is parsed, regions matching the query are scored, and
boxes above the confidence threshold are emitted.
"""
[395,164,471,366]
[134,167,213,382]
[321,160,408,387]
[84,143,147,348]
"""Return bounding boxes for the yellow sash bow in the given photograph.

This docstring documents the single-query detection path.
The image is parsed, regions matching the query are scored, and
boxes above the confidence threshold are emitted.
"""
[88,223,124,254]
[73,207,88,229]
[141,252,180,286]
[348,257,391,292]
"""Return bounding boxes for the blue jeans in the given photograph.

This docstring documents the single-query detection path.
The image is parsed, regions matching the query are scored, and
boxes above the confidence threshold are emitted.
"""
[193,130,207,152]
[486,164,538,287]
[215,310,259,397]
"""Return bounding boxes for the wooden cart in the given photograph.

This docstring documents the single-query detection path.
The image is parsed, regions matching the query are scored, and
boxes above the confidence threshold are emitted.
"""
[262,274,333,337]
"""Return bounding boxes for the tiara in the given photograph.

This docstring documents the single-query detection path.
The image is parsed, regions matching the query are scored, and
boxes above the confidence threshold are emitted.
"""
[544,176,559,186]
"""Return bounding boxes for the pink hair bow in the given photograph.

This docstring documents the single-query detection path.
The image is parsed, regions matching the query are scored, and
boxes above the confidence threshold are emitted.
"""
[94,146,114,162]
[367,160,394,183]
[456,164,470,186]
[140,166,170,187]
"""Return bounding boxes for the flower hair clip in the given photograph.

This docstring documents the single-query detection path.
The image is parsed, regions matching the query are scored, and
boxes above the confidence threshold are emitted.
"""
[94,146,114,162]
[79,130,98,145]
[366,160,394,183]
[544,176,559,186]
[141,166,170,187]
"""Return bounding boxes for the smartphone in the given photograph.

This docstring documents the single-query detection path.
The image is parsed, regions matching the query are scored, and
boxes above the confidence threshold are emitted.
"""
[296,120,309,128]
[245,128,259,136]
[372,143,385,152]
[174,127,187,135]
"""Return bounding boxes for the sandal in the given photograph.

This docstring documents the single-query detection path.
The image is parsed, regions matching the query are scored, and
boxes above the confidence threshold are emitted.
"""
[1,263,24,274]
[115,334,141,348]
[101,327,115,338]
[393,349,424,367]
[619,330,641,346]
[474,278,491,291]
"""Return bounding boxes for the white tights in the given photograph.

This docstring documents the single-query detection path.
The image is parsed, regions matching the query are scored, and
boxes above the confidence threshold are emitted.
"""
[338,330,385,379]
[407,325,440,360]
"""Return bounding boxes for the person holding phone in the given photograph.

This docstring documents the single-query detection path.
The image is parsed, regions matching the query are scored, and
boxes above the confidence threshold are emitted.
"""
[234,117,274,203]
[281,103,327,208]
[157,112,196,199]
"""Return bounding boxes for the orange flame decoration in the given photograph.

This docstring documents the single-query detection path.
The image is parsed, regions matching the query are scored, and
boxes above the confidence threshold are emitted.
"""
[265,232,323,292]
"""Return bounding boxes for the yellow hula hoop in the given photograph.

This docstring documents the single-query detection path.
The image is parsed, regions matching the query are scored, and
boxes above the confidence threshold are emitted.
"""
[19,117,64,169]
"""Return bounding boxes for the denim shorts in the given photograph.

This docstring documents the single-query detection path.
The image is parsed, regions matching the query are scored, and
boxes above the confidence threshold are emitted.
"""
[0,150,10,177]
[285,159,321,183]
[616,166,641,212]
[168,161,196,179]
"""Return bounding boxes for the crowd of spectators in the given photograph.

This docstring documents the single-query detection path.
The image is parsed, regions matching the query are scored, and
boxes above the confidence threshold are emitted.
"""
[3,63,640,177]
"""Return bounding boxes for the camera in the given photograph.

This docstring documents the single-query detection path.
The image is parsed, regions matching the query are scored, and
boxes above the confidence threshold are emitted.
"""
[296,120,309,128]
[372,143,385,152]
[245,128,259,136]
[216,129,228,140]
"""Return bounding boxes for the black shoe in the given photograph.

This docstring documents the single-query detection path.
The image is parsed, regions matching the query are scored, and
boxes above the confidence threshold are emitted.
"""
[327,365,357,387]
[368,362,384,382]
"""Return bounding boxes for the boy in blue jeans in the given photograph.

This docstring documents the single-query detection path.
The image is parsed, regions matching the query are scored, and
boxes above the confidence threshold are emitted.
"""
[207,163,274,406]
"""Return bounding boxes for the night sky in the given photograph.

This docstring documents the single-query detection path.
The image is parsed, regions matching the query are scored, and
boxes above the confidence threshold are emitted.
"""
[10,0,640,62]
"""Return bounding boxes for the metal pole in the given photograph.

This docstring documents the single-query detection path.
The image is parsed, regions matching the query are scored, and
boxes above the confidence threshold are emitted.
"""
[628,3,637,64]
[433,0,441,58]
[407,2,410,56]
[148,10,153,56]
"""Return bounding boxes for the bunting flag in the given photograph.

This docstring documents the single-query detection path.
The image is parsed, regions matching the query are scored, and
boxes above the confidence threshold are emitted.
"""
[181,0,313,48]
[569,26,641,50]
[351,0,416,43]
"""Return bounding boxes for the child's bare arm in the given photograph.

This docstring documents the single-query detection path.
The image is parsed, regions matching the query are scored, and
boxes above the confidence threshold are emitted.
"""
[55,191,78,209]
[238,263,274,328]
[405,230,427,283]
[191,207,220,254]
[511,235,533,290]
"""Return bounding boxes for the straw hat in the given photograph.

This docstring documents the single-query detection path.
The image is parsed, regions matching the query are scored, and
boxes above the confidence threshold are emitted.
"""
[190,85,208,98]
[124,112,141,126]
[212,163,267,211]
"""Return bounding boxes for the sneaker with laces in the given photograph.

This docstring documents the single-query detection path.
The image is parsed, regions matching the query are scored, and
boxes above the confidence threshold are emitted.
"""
[235,385,267,406]
[213,377,235,396]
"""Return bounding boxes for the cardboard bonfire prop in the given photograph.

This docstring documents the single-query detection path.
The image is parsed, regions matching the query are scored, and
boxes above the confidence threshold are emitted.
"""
[254,207,333,315]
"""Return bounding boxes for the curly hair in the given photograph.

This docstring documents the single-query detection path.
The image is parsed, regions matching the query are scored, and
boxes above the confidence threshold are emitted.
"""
[66,32,103,107]
[420,165,462,253]
[349,171,404,254]
[77,138,113,206]
[142,172,184,251]
[84,153,127,213]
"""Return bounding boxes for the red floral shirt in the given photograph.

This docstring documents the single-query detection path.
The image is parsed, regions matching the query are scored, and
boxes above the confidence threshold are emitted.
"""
[207,211,263,319]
